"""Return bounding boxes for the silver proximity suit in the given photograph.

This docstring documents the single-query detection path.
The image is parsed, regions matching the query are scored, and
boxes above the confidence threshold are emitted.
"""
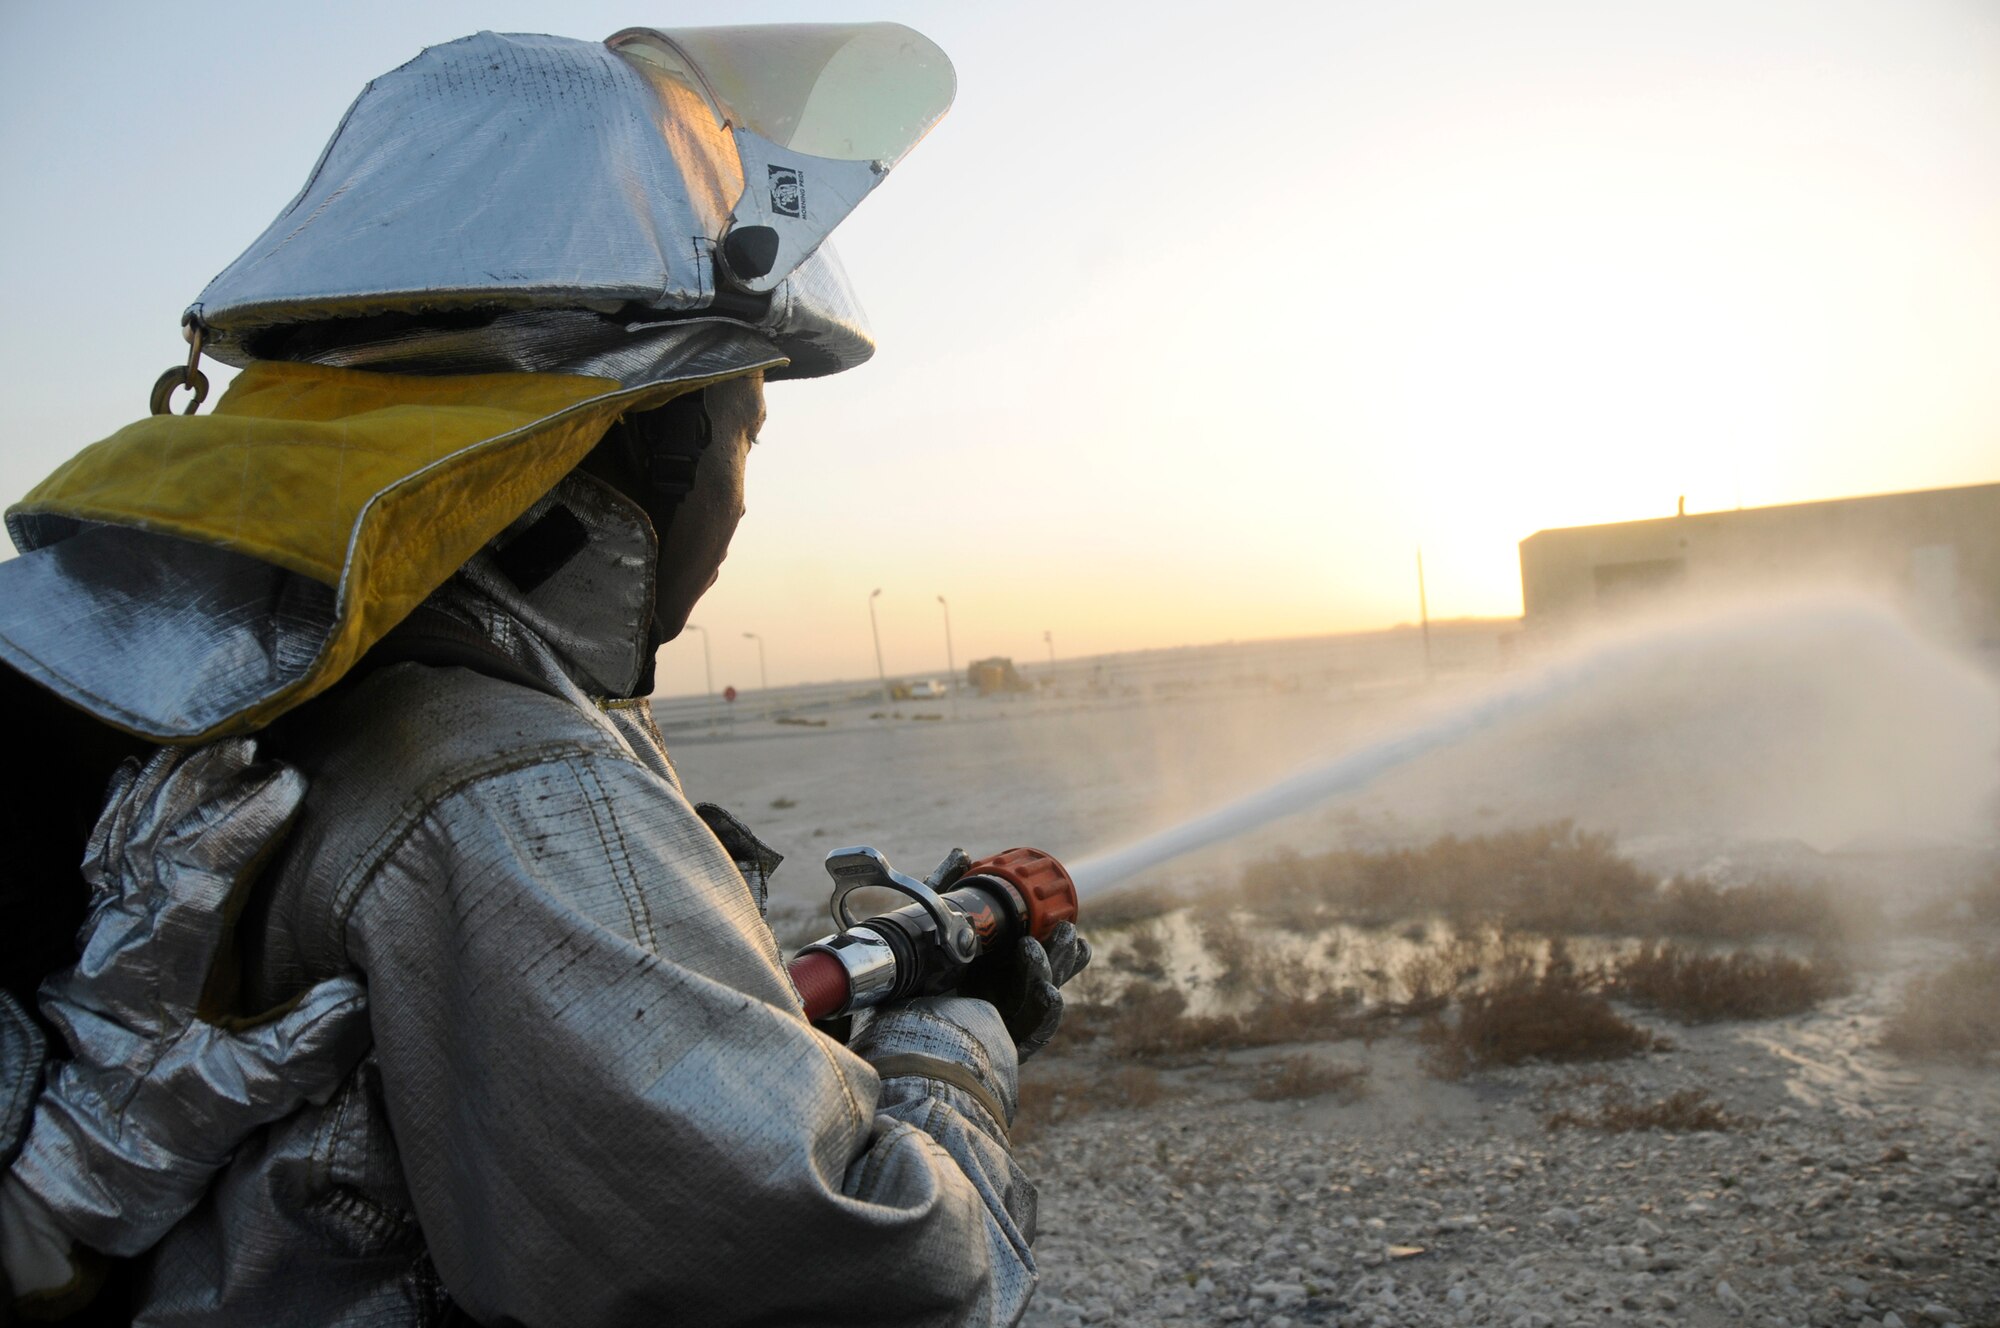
[132,470,1038,1326]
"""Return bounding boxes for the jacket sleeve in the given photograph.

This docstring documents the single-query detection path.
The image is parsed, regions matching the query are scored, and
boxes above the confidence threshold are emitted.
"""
[341,744,1036,1328]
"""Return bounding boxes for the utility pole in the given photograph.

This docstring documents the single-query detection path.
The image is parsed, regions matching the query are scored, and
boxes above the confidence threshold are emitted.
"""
[740,632,760,720]
[937,594,958,719]
[1416,547,1434,684]
[869,589,889,705]
[686,622,714,731]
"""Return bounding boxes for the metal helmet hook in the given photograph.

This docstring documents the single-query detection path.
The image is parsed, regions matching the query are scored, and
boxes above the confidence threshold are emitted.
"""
[149,315,210,416]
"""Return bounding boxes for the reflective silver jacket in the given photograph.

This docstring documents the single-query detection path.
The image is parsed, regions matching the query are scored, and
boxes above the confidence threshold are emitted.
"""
[137,472,1037,1326]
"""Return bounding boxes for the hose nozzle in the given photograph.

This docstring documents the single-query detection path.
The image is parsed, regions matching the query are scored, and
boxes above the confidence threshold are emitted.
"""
[788,846,1078,1022]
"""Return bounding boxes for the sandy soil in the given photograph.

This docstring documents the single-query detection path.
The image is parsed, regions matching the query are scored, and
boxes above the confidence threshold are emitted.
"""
[1016,937,1999,1328]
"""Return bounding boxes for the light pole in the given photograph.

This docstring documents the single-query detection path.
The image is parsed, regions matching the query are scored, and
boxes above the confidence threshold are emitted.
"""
[937,594,958,719]
[742,631,768,694]
[868,588,889,705]
[1416,547,1434,684]
[685,622,715,729]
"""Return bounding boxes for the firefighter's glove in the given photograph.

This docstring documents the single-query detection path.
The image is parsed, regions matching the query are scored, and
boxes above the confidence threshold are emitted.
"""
[961,922,1093,1062]
[5,739,371,1288]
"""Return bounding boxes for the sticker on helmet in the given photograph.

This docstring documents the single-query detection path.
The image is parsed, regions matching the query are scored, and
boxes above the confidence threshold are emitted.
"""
[768,165,806,219]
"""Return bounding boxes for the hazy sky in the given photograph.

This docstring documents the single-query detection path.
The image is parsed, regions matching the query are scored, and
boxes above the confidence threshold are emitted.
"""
[3,1,1995,695]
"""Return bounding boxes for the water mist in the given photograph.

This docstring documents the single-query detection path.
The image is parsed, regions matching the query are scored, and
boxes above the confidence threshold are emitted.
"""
[1069,595,1999,898]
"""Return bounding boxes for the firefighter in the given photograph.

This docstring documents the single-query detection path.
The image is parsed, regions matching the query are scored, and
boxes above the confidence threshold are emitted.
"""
[0,27,1086,1325]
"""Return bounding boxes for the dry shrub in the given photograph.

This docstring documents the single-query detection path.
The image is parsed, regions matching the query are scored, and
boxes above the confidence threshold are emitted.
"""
[1240,823,1653,934]
[1107,921,1170,981]
[1114,1064,1166,1107]
[1100,986,1208,1058]
[1228,991,1374,1050]
[1235,824,1858,941]
[1654,875,1867,942]
[1546,1086,1739,1133]
[1879,950,2000,1063]
[1013,1076,1061,1139]
[1072,976,1384,1072]
[1178,912,1342,1008]
[1086,887,1176,930]
[1395,948,1459,1003]
[1610,943,1849,1023]
[1423,943,1657,1078]
[1013,1065,1164,1141]
[1201,914,1265,994]
[1250,1055,1370,1103]
[1971,876,2000,927]
[1072,981,1373,1062]
[1904,874,2000,934]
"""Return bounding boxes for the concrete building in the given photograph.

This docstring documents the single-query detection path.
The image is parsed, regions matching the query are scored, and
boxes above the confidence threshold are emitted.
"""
[1518,482,2000,654]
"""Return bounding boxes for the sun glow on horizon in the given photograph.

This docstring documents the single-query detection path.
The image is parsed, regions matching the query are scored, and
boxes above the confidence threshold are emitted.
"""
[2,0,1996,693]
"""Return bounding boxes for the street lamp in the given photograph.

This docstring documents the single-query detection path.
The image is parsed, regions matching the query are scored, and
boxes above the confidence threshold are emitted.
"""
[868,588,889,705]
[685,622,714,729]
[1416,546,1434,685]
[742,631,768,694]
[937,595,958,719]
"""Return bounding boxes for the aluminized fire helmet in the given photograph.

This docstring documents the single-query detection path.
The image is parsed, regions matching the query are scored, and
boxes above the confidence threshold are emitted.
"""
[192,25,956,380]
[0,25,955,745]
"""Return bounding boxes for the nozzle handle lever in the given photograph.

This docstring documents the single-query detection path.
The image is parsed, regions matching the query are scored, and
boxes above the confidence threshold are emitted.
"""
[825,846,979,963]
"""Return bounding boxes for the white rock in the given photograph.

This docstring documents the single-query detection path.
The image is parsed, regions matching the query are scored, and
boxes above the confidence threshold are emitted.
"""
[1250,1281,1306,1306]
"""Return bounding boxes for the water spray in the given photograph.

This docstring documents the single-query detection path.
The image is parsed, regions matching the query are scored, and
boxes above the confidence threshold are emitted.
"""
[787,846,1079,1021]
[1067,597,1983,898]
[1065,654,1600,896]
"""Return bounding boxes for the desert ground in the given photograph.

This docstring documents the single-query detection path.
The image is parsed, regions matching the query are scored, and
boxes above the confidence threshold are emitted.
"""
[658,609,2000,1328]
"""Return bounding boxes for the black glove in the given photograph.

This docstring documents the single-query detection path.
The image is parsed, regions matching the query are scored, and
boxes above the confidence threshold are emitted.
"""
[966,923,1093,1061]
[927,848,1092,1061]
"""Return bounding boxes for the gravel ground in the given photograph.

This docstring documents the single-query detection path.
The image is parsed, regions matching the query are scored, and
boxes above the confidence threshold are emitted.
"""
[1016,941,1999,1328]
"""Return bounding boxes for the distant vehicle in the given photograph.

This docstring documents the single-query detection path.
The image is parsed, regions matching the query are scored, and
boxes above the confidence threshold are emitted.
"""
[906,679,948,699]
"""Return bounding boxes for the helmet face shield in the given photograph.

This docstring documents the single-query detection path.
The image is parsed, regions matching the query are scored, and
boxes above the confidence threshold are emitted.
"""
[609,24,956,293]
[609,24,954,165]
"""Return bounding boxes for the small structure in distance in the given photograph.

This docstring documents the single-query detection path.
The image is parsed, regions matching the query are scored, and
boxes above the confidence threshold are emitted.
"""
[1519,481,2000,659]
[967,657,1031,696]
